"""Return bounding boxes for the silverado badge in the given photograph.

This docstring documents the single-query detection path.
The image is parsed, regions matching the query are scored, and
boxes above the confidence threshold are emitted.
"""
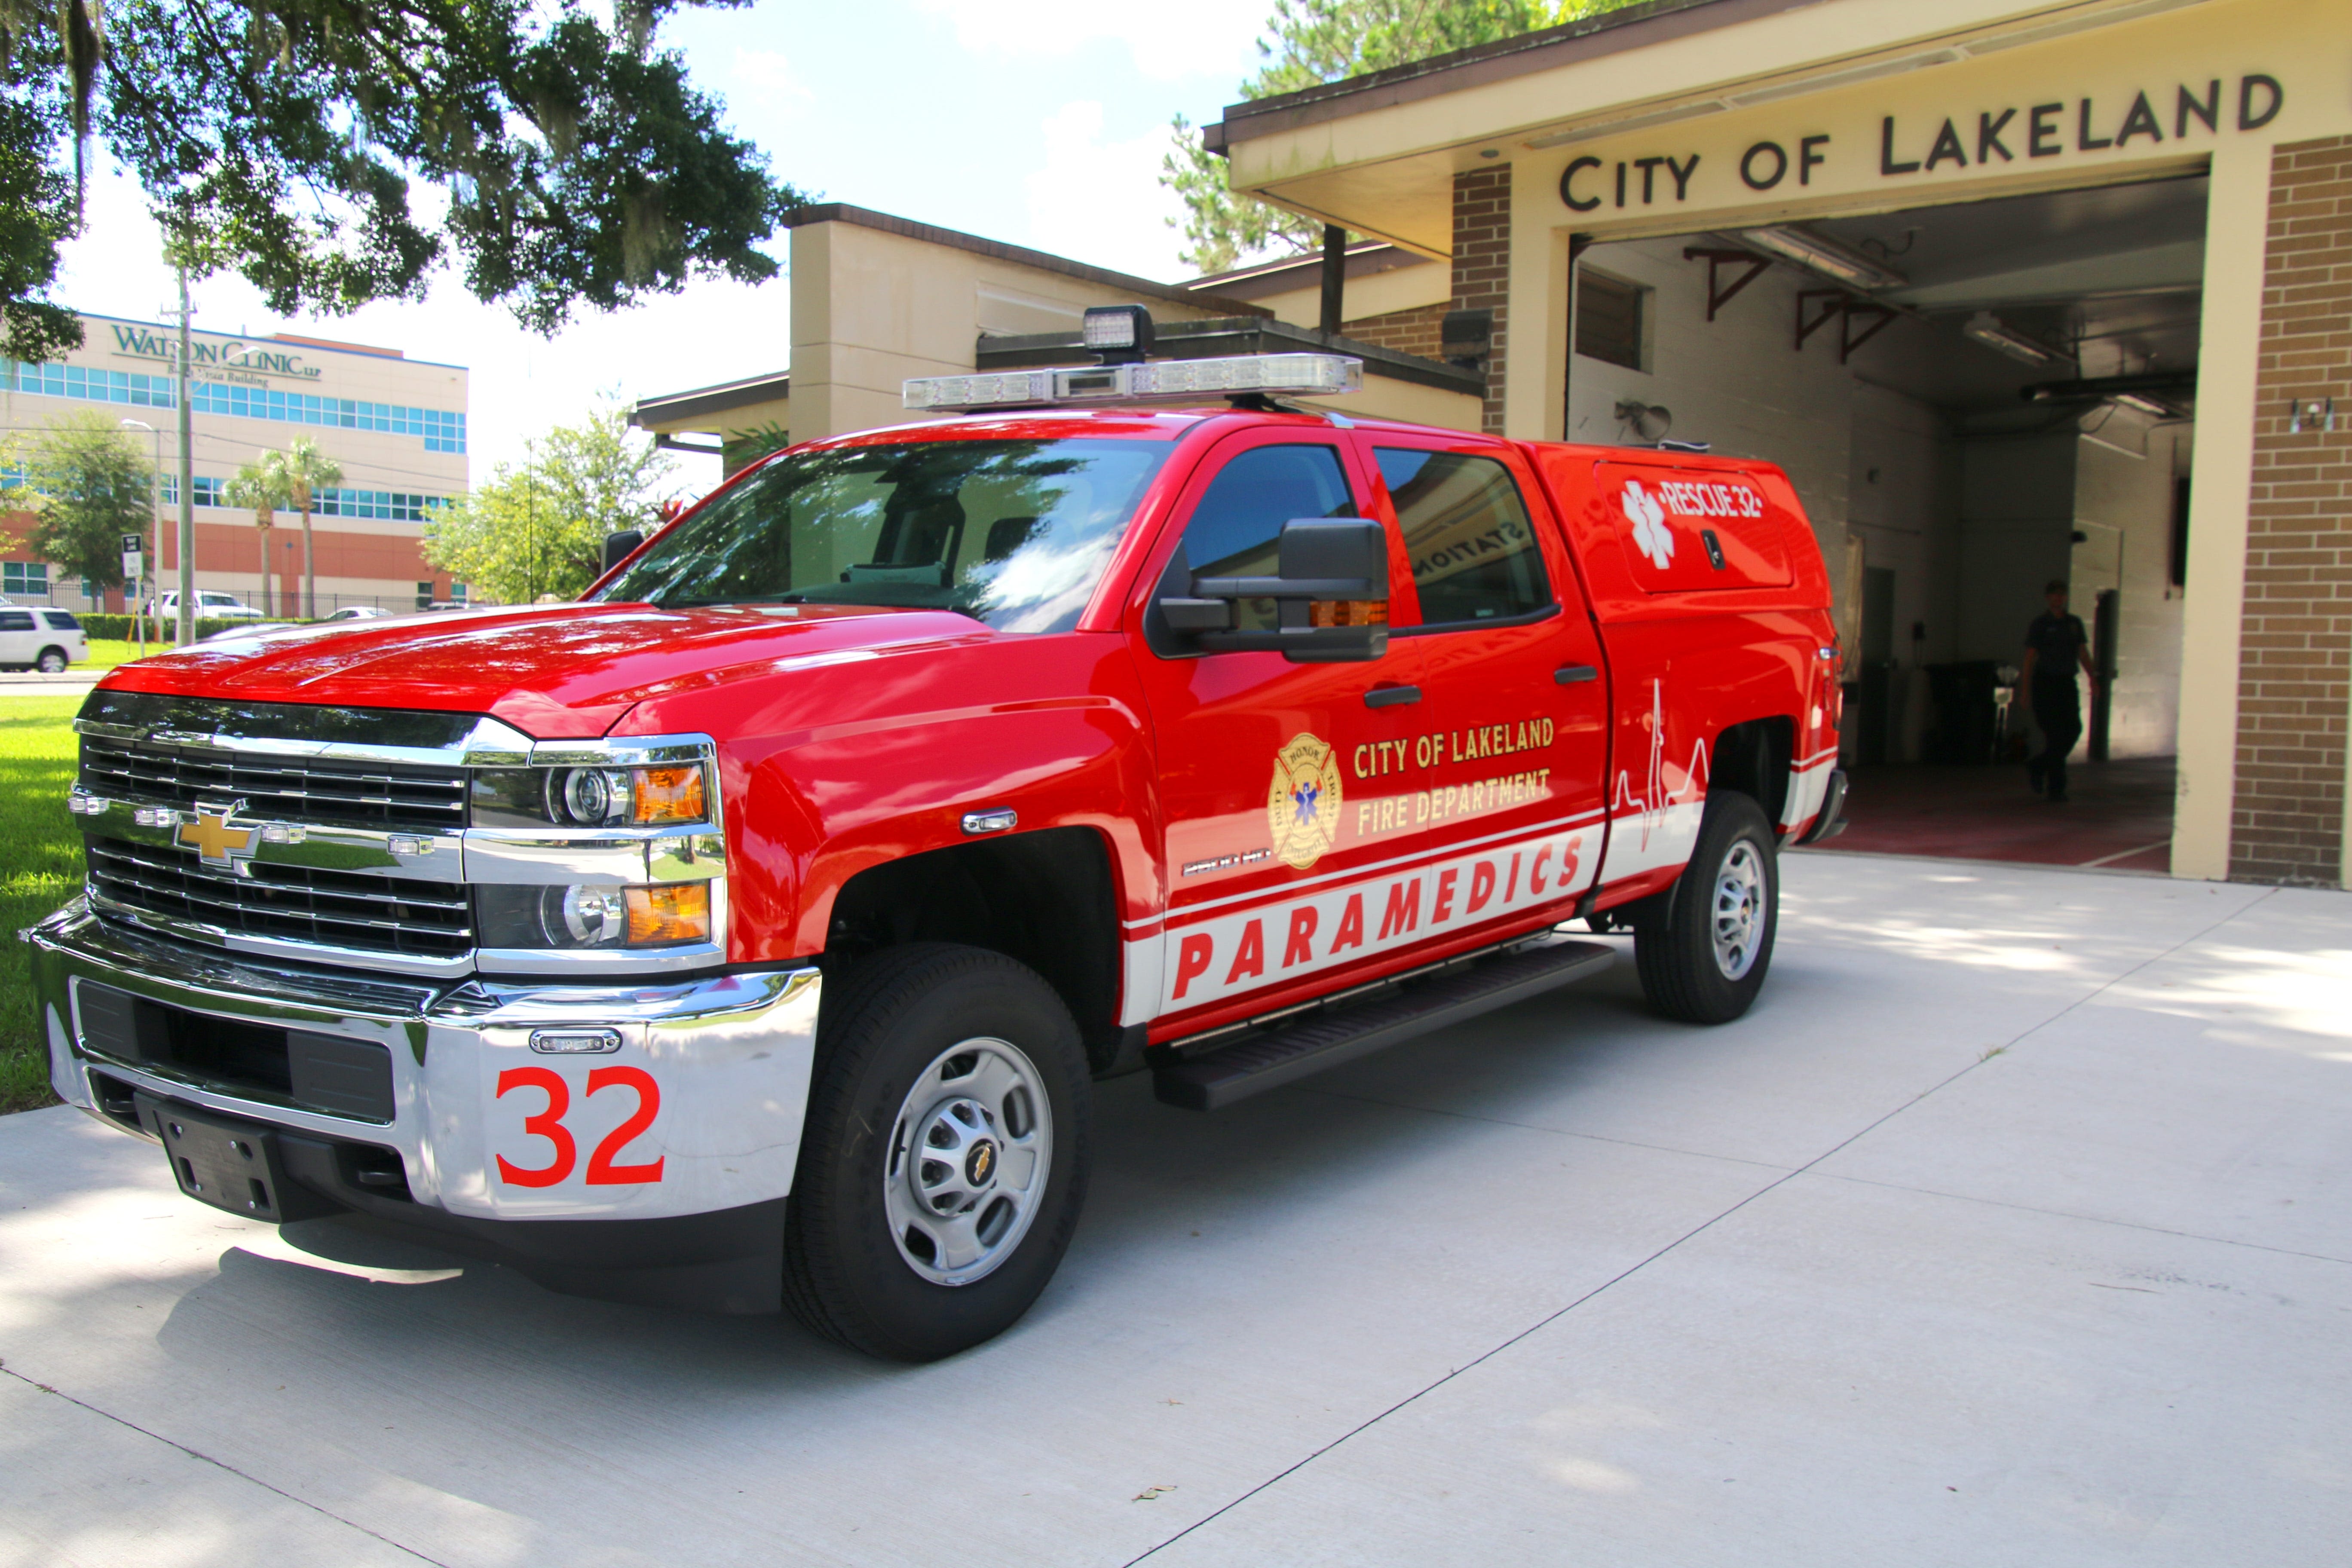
[1267,732,1343,871]
[176,802,258,870]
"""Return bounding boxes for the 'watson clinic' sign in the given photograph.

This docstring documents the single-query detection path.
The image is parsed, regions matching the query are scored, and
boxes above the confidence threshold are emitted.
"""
[106,323,325,383]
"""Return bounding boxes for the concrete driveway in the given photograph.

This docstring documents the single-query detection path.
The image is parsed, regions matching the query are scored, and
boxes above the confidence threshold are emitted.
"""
[4,854,2347,1567]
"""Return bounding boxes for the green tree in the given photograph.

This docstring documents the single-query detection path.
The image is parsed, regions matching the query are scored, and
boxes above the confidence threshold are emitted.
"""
[0,0,800,361]
[223,459,292,616]
[1,411,153,593]
[260,437,341,618]
[423,405,676,604]
[1163,0,1645,273]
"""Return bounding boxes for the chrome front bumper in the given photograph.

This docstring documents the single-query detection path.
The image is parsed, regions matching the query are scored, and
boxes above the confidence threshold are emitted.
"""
[29,900,822,1231]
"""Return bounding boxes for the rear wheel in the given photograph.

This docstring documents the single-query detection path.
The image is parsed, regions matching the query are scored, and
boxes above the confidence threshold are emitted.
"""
[784,943,1090,1361]
[35,647,67,674]
[1633,792,1779,1024]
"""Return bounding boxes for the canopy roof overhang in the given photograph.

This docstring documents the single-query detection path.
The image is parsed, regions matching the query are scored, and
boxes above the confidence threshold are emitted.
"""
[1208,0,2230,254]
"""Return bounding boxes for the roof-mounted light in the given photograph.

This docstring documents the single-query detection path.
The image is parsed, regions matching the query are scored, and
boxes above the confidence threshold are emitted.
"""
[1082,304,1154,363]
[903,353,1363,412]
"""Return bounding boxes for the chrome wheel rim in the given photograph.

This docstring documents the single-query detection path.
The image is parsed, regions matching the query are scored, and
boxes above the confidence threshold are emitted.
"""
[1711,839,1767,981]
[883,1037,1052,1287]
[37,652,62,673]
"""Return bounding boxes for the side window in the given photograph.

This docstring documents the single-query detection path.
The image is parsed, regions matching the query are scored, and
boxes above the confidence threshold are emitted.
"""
[0,611,35,631]
[1178,444,1358,633]
[1375,448,1551,626]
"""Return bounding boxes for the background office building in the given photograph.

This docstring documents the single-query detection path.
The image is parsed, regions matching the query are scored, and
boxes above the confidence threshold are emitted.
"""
[0,312,469,612]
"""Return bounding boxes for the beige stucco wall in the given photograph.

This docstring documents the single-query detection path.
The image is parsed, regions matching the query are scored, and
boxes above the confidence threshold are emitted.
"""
[790,222,1247,443]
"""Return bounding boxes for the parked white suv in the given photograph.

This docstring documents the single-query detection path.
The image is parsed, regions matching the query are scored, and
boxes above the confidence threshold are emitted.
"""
[0,607,88,672]
[146,591,267,622]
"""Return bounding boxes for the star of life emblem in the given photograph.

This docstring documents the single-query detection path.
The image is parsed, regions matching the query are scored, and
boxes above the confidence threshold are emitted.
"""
[1267,732,1344,871]
[1623,478,1675,570]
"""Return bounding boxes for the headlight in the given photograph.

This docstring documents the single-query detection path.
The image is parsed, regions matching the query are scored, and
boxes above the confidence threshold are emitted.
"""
[472,764,711,828]
[478,882,712,949]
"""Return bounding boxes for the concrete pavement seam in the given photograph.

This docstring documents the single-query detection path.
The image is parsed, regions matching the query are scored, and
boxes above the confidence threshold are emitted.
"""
[1121,885,2282,1565]
[0,1361,453,1567]
[1810,1170,2352,1267]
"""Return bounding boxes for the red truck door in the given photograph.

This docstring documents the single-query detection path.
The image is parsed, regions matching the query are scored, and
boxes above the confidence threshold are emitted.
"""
[1127,427,1426,1029]
[1359,434,1611,928]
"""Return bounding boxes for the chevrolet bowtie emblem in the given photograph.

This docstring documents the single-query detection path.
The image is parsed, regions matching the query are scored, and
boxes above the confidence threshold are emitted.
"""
[177,804,258,868]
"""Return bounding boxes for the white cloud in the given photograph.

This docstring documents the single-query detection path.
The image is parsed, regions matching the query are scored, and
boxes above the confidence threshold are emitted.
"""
[1022,101,1191,283]
[732,49,816,116]
[911,0,1267,83]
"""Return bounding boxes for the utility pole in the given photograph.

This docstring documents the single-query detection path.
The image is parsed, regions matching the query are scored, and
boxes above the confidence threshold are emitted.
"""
[173,264,194,645]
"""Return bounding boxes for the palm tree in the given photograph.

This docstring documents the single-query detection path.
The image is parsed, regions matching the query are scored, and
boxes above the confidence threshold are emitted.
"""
[263,437,342,619]
[223,462,292,617]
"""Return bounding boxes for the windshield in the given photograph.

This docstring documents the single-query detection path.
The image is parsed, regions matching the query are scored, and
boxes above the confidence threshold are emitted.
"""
[595,437,1173,633]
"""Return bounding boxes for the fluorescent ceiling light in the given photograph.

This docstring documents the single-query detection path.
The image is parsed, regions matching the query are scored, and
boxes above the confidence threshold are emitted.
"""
[1963,312,2062,365]
[2113,392,2174,416]
[1736,228,1907,292]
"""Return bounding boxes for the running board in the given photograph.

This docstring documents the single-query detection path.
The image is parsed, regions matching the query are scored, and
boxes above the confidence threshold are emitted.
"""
[1151,939,1615,1111]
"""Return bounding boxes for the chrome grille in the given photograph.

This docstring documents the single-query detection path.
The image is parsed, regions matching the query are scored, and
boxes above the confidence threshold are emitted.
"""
[87,838,472,959]
[80,735,466,832]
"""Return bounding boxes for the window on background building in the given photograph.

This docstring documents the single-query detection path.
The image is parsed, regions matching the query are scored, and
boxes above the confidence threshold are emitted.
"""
[0,354,464,454]
[450,582,467,603]
[192,476,226,507]
[316,487,439,522]
[1576,269,1649,373]
[3,562,49,596]
[416,582,433,609]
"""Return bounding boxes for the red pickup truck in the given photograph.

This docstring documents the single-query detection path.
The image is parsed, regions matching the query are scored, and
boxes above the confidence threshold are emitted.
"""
[31,334,1843,1360]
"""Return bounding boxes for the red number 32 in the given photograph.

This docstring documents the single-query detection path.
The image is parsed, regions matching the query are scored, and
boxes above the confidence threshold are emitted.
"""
[494,1066,666,1187]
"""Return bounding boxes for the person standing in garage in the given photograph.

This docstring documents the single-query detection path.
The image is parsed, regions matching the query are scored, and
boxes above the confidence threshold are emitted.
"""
[2021,580,2096,802]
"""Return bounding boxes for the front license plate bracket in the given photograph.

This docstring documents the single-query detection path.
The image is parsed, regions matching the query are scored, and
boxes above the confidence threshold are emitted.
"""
[133,1094,340,1223]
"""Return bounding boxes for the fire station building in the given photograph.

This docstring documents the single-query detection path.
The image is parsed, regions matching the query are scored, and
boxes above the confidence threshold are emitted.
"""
[1,313,470,613]
[1183,0,2350,889]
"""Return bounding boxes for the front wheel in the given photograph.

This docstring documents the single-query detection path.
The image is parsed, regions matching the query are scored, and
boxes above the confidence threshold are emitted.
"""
[1634,792,1779,1024]
[784,943,1090,1360]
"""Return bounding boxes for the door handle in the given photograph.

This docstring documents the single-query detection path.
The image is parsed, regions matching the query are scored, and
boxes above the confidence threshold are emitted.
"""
[1554,665,1600,685]
[1363,685,1422,709]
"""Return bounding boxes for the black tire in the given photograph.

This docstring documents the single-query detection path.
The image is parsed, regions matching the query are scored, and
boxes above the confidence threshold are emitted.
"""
[35,646,66,674]
[1633,791,1779,1024]
[783,943,1090,1361]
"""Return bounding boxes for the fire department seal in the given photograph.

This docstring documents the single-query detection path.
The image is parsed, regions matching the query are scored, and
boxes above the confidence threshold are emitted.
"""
[1267,732,1344,870]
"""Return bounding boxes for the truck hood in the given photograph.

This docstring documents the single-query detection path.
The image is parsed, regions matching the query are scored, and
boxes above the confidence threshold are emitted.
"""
[97,603,993,738]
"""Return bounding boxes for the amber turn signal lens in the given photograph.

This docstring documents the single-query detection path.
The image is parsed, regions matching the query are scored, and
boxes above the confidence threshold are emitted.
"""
[631,765,706,824]
[624,883,710,946]
[1310,598,1389,628]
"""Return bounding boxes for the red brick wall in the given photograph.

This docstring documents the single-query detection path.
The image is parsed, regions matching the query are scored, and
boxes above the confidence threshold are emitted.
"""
[1451,166,1511,434]
[1340,303,1447,360]
[2230,134,2352,885]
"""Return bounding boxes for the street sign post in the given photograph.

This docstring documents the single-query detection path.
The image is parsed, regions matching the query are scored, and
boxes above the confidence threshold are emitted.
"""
[122,534,144,655]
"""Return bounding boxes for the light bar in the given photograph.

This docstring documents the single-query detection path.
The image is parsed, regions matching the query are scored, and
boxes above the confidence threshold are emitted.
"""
[903,354,1364,411]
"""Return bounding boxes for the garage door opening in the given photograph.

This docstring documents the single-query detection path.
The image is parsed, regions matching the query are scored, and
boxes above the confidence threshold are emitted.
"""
[1567,174,2204,873]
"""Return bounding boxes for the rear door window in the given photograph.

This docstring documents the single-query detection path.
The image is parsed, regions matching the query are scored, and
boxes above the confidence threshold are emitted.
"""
[1374,448,1552,625]
[1595,462,1792,593]
[0,610,34,631]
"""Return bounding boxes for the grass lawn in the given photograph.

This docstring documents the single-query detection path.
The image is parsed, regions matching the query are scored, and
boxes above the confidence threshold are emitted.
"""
[0,696,82,1112]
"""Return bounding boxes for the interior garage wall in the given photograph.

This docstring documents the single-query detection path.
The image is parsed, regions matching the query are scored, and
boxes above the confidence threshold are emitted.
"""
[2075,422,2192,757]
[1848,385,1963,760]
[1957,434,2077,664]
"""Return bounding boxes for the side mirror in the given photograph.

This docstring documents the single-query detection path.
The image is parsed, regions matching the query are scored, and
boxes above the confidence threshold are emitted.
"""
[602,529,644,573]
[1159,517,1390,663]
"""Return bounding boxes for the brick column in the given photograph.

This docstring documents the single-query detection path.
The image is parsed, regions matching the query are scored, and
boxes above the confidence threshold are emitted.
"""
[1451,166,1511,435]
[2230,134,2352,885]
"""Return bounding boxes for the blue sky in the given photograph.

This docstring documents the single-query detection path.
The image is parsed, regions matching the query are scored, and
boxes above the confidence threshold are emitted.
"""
[52,0,1274,488]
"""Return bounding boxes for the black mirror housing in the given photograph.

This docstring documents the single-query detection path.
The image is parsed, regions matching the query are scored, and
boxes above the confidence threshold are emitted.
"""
[1158,517,1391,663]
[602,529,645,573]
